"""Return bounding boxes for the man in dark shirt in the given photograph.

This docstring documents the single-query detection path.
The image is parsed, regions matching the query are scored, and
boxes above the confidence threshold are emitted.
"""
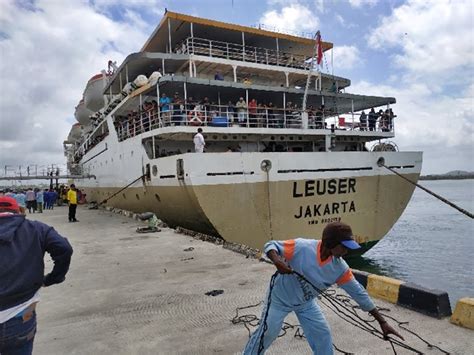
[0,196,73,355]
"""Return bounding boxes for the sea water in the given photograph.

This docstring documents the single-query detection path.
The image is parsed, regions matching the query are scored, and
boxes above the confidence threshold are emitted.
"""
[350,179,474,305]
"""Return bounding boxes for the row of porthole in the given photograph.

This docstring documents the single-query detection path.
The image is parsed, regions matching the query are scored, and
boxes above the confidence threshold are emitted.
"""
[92,151,135,167]
[118,192,161,201]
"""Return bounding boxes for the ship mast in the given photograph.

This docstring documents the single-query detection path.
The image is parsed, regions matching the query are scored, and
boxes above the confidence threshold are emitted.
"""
[302,31,321,112]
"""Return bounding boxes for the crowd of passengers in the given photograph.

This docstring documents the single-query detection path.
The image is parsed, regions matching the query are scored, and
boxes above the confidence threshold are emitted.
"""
[113,92,395,140]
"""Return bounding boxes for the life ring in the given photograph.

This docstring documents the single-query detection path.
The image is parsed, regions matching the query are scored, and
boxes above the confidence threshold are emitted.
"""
[188,110,203,126]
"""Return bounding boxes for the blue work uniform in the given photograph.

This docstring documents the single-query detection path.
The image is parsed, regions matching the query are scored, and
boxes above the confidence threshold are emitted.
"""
[244,238,375,355]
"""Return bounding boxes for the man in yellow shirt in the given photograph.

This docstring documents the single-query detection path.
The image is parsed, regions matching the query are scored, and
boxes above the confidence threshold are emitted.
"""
[67,184,78,222]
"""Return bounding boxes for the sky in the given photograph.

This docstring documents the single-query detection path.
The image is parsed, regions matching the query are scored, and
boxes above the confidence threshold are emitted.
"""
[0,0,472,176]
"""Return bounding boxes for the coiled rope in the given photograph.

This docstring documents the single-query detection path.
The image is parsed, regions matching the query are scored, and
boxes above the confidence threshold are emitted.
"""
[232,271,450,354]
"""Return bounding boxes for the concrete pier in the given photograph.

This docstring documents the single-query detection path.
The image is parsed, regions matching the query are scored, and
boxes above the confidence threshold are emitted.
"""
[28,207,472,354]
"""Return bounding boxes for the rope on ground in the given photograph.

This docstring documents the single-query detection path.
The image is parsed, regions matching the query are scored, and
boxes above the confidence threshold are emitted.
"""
[378,160,473,219]
[232,271,450,354]
[98,174,145,206]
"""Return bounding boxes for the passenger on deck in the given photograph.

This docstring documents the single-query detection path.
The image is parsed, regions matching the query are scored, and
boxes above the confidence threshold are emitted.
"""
[236,97,247,126]
[359,110,367,131]
[266,102,276,127]
[172,93,183,126]
[248,99,257,127]
[159,93,171,126]
[193,128,206,153]
[226,101,235,124]
[388,109,396,131]
[378,109,385,131]
[214,72,224,81]
[142,102,153,131]
[243,77,252,85]
[202,97,211,121]
[308,105,315,129]
[368,108,377,131]
[315,105,325,129]
[381,109,390,132]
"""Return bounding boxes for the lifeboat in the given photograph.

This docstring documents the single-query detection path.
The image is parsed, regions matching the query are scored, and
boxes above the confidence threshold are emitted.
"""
[74,100,93,126]
[84,74,106,112]
[67,123,83,142]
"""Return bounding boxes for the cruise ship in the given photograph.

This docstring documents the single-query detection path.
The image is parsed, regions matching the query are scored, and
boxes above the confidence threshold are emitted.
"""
[64,11,422,251]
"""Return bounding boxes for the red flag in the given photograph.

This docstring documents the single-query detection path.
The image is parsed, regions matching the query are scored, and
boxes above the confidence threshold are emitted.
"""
[316,31,323,65]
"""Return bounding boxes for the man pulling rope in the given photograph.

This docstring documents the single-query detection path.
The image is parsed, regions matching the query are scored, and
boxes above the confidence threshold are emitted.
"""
[243,222,403,354]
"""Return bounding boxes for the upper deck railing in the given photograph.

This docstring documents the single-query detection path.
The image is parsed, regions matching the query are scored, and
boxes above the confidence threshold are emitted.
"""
[179,37,312,70]
[74,102,394,160]
[112,103,394,143]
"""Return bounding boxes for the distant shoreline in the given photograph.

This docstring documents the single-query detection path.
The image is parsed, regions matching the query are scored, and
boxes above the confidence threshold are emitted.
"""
[419,175,474,181]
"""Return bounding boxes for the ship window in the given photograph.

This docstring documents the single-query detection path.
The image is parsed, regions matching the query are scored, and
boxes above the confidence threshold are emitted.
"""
[213,135,217,139]
[152,165,158,176]
[223,135,228,139]
[289,137,294,141]
[155,193,161,202]
[232,136,237,139]
[135,194,140,200]
[142,138,153,159]
[271,136,275,140]
[242,136,247,139]
[280,136,285,140]
[298,136,302,140]
[122,193,126,199]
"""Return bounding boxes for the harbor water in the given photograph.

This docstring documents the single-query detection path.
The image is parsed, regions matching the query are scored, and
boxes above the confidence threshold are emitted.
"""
[351,179,474,305]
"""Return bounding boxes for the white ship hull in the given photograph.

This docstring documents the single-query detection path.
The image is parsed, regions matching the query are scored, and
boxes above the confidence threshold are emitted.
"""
[79,134,422,250]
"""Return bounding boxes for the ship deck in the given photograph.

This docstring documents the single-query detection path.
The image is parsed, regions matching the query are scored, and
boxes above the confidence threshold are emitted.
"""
[31,207,471,354]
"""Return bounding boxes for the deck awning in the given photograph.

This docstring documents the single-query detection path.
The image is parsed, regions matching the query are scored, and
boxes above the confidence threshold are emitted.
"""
[140,11,332,56]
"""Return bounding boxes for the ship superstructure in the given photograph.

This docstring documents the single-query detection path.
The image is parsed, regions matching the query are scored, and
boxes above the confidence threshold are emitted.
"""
[64,11,422,251]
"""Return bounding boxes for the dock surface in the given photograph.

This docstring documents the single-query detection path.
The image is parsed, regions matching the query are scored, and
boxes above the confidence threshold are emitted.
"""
[30,207,472,354]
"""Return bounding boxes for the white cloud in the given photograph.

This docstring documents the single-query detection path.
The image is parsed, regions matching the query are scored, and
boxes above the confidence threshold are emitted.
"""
[259,3,319,35]
[348,0,378,8]
[334,13,356,29]
[348,80,473,173]
[314,0,325,13]
[357,0,474,173]
[0,0,157,168]
[331,45,361,69]
[368,0,474,81]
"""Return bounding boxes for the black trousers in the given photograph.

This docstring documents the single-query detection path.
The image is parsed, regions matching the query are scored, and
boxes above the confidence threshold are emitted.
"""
[68,204,77,221]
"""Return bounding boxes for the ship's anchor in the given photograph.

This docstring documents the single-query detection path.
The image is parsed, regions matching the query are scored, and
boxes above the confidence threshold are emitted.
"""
[377,157,473,219]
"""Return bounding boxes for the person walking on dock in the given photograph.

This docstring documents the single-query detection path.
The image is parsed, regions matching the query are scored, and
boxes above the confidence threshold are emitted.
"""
[25,188,36,214]
[67,184,78,222]
[243,222,403,355]
[0,196,73,355]
[35,189,44,213]
[193,128,206,153]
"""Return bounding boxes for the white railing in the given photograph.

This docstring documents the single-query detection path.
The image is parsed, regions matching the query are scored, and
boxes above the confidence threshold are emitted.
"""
[178,37,311,70]
[112,103,395,142]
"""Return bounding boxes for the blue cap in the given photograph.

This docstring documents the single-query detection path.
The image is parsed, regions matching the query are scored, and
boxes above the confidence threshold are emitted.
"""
[340,239,361,250]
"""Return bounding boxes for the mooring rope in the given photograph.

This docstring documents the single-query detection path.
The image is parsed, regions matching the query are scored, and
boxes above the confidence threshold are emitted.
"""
[378,160,473,219]
[232,271,450,354]
[98,174,145,205]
